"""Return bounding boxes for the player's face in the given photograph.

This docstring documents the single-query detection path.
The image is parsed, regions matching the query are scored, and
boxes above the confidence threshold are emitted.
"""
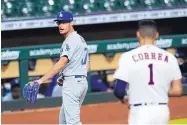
[12,87,20,99]
[177,57,185,65]
[56,21,72,35]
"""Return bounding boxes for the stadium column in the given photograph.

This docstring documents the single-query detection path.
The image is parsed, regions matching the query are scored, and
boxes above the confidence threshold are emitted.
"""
[19,60,29,97]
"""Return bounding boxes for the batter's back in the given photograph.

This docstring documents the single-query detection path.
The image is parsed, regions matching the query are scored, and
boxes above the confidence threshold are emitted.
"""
[114,45,182,104]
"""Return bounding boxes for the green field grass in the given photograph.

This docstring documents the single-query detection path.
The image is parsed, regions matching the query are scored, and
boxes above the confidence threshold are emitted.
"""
[170,118,187,124]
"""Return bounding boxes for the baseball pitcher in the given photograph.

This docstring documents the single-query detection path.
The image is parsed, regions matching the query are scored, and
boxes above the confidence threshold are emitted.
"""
[23,11,89,125]
[113,20,183,124]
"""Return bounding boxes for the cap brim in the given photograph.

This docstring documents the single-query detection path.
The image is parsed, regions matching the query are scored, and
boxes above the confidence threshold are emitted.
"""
[54,19,71,23]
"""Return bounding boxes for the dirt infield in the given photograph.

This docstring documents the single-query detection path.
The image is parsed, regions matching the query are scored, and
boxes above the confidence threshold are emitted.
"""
[2,96,187,124]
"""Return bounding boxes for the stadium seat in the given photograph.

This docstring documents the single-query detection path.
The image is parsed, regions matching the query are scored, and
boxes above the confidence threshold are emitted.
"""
[140,0,162,9]
[111,0,126,11]
[183,0,187,3]
[72,1,85,15]
[16,1,30,17]
[15,0,35,17]
[14,0,41,17]
[61,0,74,12]
[1,0,185,19]
[162,0,181,7]
[82,0,110,13]
[82,0,98,13]
[119,0,142,10]
[43,0,62,16]
[16,0,62,17]
[49,0,64,15]
[1,1,6,19]
[61,0,85,15]
[96,0,112,12]
[101,0,125,12]
[82,0,122,13]
[95,0,116,12]
[2,0,19,18]
[36,0,61,17]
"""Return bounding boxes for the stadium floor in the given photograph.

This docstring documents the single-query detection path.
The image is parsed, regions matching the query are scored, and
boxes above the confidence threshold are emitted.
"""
[2,96,187,124]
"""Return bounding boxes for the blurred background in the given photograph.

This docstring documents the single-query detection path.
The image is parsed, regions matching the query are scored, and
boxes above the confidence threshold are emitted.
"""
[1,0,187,110]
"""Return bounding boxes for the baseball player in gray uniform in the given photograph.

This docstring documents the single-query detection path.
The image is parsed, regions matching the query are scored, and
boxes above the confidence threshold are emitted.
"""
[23,11,89,125]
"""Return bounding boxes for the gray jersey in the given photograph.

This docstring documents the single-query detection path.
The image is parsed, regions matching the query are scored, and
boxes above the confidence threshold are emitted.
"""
[60,31,89,76]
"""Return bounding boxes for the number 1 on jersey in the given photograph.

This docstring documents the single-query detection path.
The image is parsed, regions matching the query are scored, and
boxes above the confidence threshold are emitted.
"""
[148,64,154,85]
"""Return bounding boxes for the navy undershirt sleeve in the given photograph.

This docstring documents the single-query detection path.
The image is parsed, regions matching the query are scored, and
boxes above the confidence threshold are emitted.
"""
[113,79,128,100]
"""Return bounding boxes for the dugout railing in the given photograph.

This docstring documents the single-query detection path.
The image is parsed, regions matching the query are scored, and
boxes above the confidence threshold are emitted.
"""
[1,34,187,111]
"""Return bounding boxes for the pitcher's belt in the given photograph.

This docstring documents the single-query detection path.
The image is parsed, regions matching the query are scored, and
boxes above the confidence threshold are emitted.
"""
[63,75,86,79]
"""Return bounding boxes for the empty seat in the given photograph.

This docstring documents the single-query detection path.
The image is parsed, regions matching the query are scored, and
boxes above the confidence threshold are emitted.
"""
[141,0,162,9]
[183,0,187,3]
[72,1,85,15]
[61,0,85,15]
[2,0,19,18]
[45,0,62,16]
[97,0,113,12]
[36,0,62,17]
[1,2,6,19]
[1,0,184,20]
[82,0,97,13]
[110,0,126,11]
[61,0,74,12]
[162,0,181,7]
[120,0,142,10]
[100,0,124,12]
[15,0,34,17]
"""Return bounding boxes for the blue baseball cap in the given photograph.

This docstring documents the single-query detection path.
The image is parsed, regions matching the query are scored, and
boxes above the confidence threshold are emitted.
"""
[175,52,185,59]
[54,11,73,22]
[10,78,19,86]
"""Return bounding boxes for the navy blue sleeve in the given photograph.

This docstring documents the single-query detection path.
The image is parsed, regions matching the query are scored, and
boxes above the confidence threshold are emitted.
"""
[90,76,108,91]
[113,79,128,100]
